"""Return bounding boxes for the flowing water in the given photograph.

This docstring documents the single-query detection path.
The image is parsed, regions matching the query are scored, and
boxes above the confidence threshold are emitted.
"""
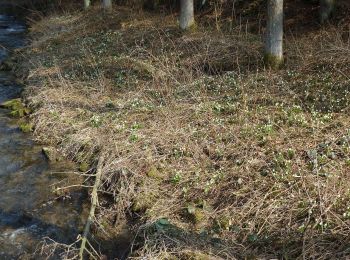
[0,12,87,259]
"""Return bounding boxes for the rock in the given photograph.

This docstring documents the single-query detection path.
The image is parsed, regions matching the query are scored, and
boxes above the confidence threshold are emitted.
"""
[42,147,62,162]
[0,98,31,118]
[0,59,13,71]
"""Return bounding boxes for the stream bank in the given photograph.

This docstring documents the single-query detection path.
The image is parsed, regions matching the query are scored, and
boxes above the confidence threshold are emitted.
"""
[7,1,350,259]
[0,9,89,259]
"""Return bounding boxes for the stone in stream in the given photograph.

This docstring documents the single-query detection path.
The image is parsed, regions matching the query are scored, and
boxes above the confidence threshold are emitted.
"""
[42,146,63,162]
[0,57,14,71]
[0,98,31,117]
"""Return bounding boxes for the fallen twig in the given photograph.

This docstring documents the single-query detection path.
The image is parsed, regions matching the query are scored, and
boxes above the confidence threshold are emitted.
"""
[79,154,105,260]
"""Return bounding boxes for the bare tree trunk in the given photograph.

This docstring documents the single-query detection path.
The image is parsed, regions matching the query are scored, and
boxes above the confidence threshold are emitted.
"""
[320,0,335,24]
[103,0,112,10]
[265,0,283,69]
[179,0,195,30]
[84,0,90,9]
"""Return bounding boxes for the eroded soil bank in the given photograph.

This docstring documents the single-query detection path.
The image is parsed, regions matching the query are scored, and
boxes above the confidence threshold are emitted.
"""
[9,1,350,259]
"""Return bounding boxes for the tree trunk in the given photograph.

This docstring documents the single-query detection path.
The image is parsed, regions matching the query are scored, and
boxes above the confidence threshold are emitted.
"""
[265,0,283,69]
[319,0,335,24]
[103,0,112,10]
[84,0,90,9]
[179,0,195,30]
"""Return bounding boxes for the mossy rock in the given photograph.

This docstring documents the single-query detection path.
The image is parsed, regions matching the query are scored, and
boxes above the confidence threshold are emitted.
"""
[10,108,30,117]
[0,58,14,71]
[1,98,22,110]
[1,98,31,118]
[42,147,62,162]
[19,123,33,133]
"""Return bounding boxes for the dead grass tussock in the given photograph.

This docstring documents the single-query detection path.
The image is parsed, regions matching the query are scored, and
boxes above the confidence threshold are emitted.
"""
[20,6,350,259]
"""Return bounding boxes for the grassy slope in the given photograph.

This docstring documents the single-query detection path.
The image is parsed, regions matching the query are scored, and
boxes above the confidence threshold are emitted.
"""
[17,3,350,259]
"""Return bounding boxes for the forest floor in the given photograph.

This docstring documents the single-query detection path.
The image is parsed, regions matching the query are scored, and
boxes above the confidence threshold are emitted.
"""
[10,2,350,259]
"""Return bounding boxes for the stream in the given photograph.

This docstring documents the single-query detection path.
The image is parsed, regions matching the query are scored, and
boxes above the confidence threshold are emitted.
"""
[0,12,87,259]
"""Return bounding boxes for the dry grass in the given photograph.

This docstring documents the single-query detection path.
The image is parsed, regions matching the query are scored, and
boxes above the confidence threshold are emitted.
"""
[15,5,350,259]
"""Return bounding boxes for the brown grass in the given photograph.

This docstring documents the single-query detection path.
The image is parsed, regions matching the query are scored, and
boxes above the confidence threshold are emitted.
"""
[15,4,350,259]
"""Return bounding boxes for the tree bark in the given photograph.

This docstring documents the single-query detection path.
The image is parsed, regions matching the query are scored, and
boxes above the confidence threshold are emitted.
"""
[319,0,335,24]
[179,0,195,30]
[265,0,283,69]
[103,0,112,10]
[84,0,90,9]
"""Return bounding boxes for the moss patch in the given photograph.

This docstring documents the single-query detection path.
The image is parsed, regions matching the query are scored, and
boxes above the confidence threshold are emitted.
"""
[1,98,31,118]
[79,162,90,172]
[19,123,33,133]
[132,190,157,212]
[147,166,164,180]
[264,53,283,69]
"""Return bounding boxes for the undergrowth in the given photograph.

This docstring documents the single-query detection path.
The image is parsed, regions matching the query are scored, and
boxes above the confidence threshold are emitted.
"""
[15,5,350,259]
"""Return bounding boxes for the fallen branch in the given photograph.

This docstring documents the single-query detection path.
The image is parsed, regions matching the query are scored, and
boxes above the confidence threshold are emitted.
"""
[79,154,105,260]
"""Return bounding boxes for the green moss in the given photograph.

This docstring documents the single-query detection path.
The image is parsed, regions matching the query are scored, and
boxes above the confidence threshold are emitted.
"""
[42,147,53,161]
[79,162,90,172]
[264,53,283,69]
[147,166,164,180]
[132,193,155,212]
[182,21,198,33]
[42,147,62,162]
[1,98,22,109]
[186,203,206,224]
[193,209,205,224]
[182,251,212,260]
[19,123,33,133]
[1,98,31,118]
[187,22,197,32]
[346,159,350,166]
[215,215,232,231]
[220,216,231,230]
